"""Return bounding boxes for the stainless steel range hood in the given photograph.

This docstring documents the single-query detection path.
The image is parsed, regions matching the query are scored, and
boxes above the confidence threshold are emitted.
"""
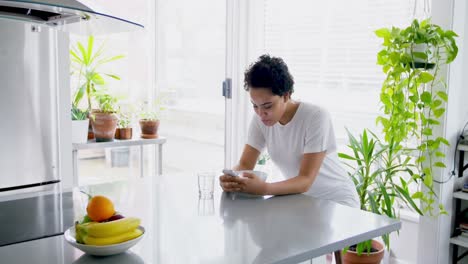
[0,0,144,34]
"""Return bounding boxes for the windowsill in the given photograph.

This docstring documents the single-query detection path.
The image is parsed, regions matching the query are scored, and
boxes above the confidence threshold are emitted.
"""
[399,209,420,223]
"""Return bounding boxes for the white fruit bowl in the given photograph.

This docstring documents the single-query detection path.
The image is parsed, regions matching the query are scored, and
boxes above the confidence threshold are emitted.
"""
[64,226,145,256]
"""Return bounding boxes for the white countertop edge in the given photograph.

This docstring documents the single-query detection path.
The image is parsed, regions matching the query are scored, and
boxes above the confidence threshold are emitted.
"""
[274,221,401,264]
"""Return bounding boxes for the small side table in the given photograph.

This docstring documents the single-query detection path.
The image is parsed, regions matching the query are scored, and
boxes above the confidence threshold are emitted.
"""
[72,137,167,186]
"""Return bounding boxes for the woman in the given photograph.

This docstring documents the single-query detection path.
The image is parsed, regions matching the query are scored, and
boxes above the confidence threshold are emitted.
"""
[219,55,359,208]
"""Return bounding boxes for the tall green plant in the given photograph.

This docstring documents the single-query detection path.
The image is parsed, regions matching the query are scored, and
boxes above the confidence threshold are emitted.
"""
[340,129,422,253]
[70,36,124,112]
[375,19,458,213]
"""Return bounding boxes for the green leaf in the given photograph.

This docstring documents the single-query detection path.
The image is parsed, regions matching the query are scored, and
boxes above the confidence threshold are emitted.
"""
[434,162,446,168]
[416,156,426,163]
[96,55,125,66]
[433,108,445,118]
[409,95,419,103]
[412,52,427,60]
[438,137,450,146]
[411,191,423,199]
[420,92,432,104]
[435,151,445,158]
[445,30,458,38]
[424,171,433,187]
[375,28,391,38]
[395,185,424,215]
[437,91,448,102]
[73,83,86,106]
[86,36,94,66]
[419,72,434,83]
[422,127,432,136]
[104,73,121,80]
[432,100,442,108]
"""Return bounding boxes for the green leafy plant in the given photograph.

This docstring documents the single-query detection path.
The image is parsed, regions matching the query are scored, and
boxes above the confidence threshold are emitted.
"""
[94,91,118,114]
[139,98,166,121]
[71,106,88,121]
[70,36,124,112]
[257,153,270,165]
[117,111,132,128]
[375,18,458,214]
[339,129,423,254]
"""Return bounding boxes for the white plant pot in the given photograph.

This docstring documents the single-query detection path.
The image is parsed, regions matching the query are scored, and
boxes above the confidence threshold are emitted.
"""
[406,43,433,63]
[72,119,89,143]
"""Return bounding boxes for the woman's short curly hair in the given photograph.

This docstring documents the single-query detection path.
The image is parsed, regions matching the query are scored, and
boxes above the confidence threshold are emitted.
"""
[244,55,294,96]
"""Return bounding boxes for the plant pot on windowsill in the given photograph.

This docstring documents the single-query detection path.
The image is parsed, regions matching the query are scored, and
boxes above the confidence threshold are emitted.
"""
[72,119,89,143]
[139,119,159,139]
[343,240,384,264]
[90,111,118,142]
[115,127,133,140]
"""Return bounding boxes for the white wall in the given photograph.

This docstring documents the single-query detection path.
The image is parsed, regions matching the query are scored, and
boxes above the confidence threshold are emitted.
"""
[445,0,468,263]
[417,0,468,263]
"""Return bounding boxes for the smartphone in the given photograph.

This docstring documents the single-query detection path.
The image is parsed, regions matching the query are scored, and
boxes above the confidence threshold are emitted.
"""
[222,169,239,177]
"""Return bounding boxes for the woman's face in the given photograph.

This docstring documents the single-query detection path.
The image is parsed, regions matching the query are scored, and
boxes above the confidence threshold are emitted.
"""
[249,88,288,126]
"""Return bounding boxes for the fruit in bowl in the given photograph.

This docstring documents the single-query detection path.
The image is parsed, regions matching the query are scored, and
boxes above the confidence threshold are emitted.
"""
[67,194,144,254]
[75,216,142,246]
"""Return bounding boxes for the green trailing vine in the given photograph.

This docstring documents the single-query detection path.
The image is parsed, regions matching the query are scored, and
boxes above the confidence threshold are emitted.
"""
[375,19,458,214]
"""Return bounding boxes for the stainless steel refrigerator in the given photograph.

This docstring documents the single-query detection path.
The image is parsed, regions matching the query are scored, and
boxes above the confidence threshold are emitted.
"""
[0,0,143,246]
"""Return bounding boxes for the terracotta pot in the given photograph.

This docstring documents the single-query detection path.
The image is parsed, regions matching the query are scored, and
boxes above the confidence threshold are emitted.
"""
[343,240,384,264]
[87,118,94,140]
[90,112,118,142]
[139,119,159,139]
[115,128,133,140]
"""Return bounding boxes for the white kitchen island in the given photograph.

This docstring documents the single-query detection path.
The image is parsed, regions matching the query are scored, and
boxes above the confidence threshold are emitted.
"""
[0,174,400,263]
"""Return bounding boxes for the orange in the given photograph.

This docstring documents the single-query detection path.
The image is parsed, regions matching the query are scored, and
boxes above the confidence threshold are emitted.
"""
[86,195,115,222]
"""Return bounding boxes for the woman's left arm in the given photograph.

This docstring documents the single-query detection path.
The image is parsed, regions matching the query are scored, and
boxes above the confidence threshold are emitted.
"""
[241,151,326,195]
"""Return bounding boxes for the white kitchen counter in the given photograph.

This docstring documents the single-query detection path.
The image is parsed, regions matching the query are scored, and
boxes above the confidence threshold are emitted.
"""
[0,174,400,263]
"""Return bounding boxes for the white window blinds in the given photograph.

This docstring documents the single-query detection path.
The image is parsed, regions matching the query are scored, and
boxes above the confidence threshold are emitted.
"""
[263,0,416,147]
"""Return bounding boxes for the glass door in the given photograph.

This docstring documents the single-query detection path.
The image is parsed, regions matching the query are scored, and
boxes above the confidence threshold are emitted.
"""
[156,0,227,175]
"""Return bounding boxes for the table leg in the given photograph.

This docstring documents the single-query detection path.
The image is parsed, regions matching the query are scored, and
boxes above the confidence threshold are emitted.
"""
[158,144,163,176]
[72,149,78,186]
[140,145,144,178]
[334,250,343,264]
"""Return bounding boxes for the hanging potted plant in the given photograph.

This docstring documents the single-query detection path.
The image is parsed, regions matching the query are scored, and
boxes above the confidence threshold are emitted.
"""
[338,18,458,264]
[90,92,119,142]
[71,106,89,143]
[138,99,165,139]
[70,36,124,139]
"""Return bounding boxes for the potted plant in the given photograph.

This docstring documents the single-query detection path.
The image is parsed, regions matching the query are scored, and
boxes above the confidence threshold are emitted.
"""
[138,100,165,139]
[339,129,424,263]
[90,92,119,142]
[71,106,89,143]
[70,36,124,139]
[115,111,133,140]
[337,18,458,264]
[375,18,458,214]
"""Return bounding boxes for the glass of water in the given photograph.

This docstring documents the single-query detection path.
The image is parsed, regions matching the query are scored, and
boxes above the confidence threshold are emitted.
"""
[198,172,215,199]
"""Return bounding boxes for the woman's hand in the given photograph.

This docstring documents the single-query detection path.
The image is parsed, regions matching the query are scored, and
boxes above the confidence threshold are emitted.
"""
[219,174,245,192]
[238,172,268,195]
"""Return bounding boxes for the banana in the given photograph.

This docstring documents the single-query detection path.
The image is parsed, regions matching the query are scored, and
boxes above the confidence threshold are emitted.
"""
[74,221,84,244]
[82,228,143,246]
[77,217,141,238]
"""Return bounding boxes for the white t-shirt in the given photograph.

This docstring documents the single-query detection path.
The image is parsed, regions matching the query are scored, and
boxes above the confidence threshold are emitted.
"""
[247,102,360,208]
